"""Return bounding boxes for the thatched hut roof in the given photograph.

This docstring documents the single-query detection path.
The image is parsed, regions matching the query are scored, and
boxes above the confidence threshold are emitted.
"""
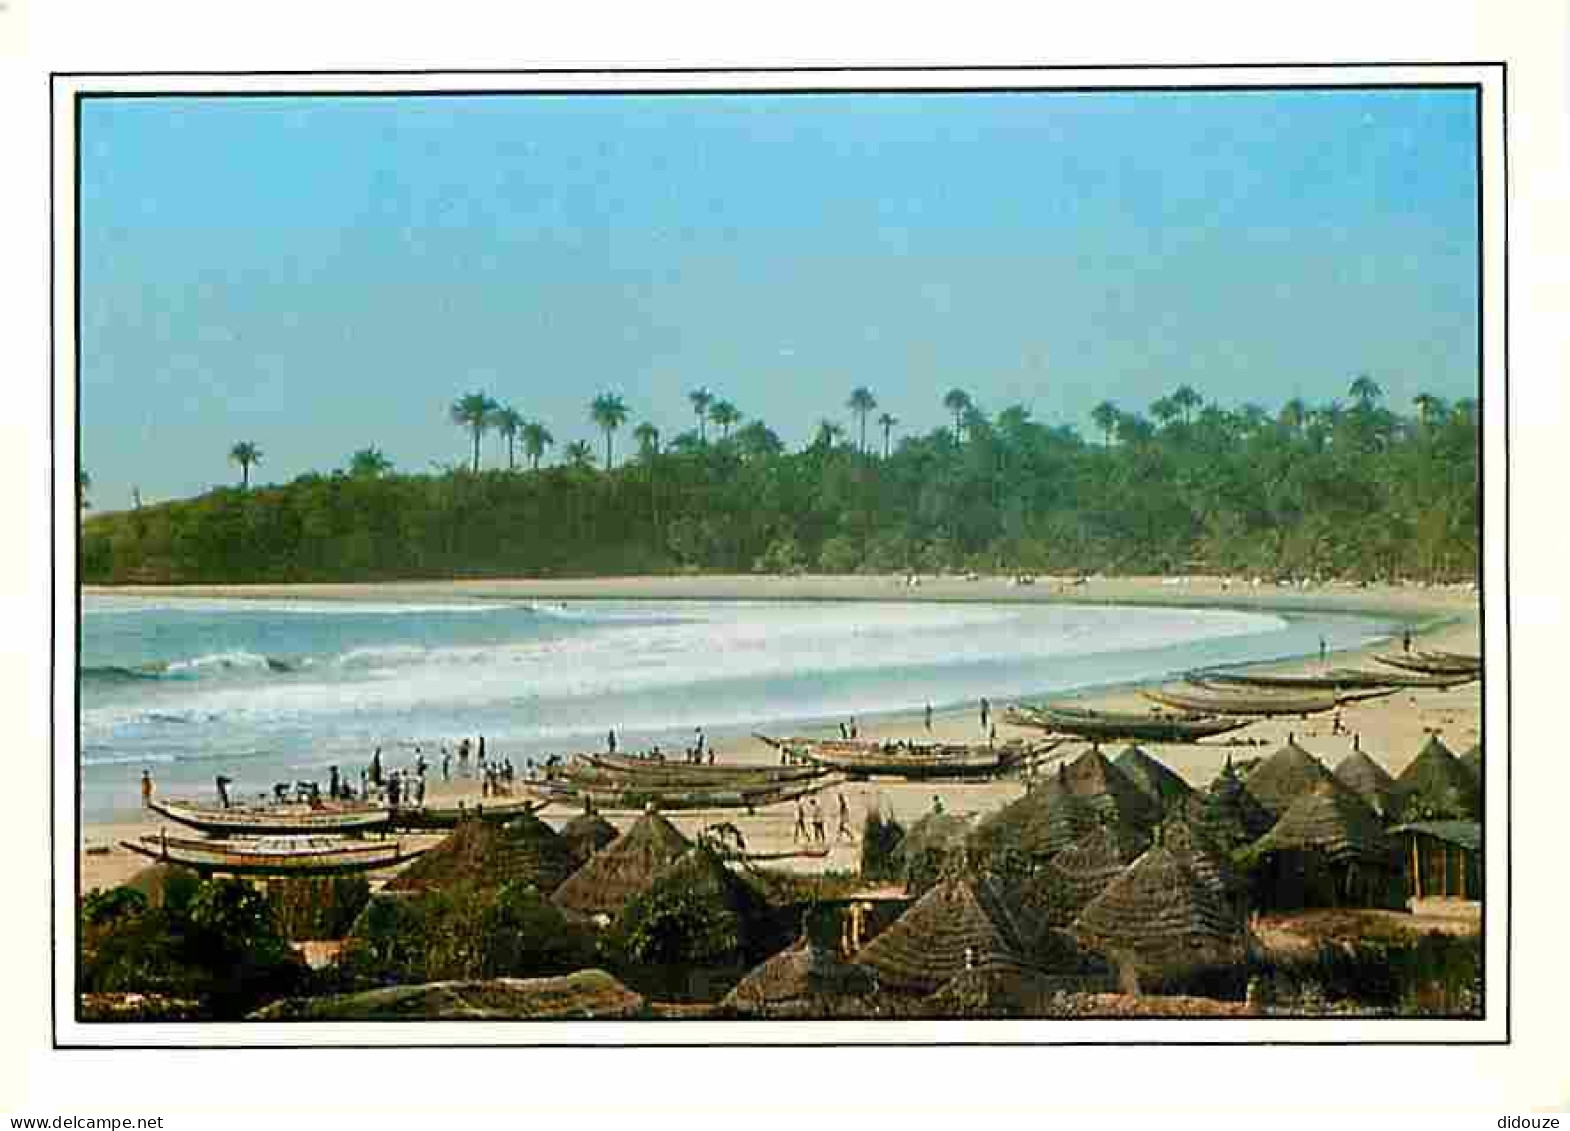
[1012,824,1132,936]
[1157,815,1245,906]
[121,863,201,910]
[969,777,1099,863]
[1061,746,1162,831]
[721,936,877,1018]
[1250,779,1393,865]
[1070,844,1248,981]
[386,809,576,895]
[1241,737,1337,820]
[1333,746,1399,820]
[853,875,1034,996]
[559,810,619,868]
[1113,745,1195,813]
[1459,743,1482,783]
[249,970,646,1021]
[1392,735,1482,822]
[551,809,692,918]
[1187,758,1276,849]
[607,844,772,969]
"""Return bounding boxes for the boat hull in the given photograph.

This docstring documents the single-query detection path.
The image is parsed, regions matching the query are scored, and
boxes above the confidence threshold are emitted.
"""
[148,798,391,838]
[124,832,423,876]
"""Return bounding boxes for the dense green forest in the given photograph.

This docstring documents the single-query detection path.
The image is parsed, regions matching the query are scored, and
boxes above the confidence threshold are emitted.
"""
[79,379,1479,585]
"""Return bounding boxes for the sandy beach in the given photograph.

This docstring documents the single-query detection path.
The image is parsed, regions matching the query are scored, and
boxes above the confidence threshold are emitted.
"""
[79,573,1482,894]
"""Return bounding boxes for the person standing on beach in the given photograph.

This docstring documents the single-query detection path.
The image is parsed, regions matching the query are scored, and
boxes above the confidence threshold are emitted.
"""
[1402,628,1413,654]
[442,751,451,782]
[836,794,854,842]
[329,765,340,801]
[696,727,706,757]
[140,770,154,808]
[215,775,232,809]
[478,735,486,765]
[810,798,826,843]
[1319,636,1327,664]
[458,739,470,778]
[794,799,809,844]
[370,748,383,787]
[980,698,990,732]
[925,703,933,732]
[607,729,618,754]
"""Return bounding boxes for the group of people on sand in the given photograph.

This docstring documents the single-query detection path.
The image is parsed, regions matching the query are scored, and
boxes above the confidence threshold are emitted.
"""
[794,793,855,845]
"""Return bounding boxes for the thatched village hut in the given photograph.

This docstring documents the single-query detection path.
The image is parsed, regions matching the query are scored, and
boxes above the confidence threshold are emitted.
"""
[1240,736,1339,822]
[1391,735,1482,823]
[1333,738,1400,821]
[1391,820,1483,903]
[969,775,1100,866]
[606,844,772,977]
[387,810,577,895]
[721,935,878,1018]
[1061,745,1162,832]
[853,875,1037,997]
[1113,745,1196,815]
[1070,844,1250,991]
[1187,757,1275,849]
[1012,823,1133,935]
[1157,815,1246,916]
[551,808,692,920]
[559,809,620,869]
[1242,779,1405,911]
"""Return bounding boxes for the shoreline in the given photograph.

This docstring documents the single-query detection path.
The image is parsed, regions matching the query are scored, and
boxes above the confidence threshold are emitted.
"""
[77,575,1481,895]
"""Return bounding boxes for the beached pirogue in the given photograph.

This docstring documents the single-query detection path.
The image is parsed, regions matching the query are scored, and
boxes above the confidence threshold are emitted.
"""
[148,795,545,836]
[1006,704,1250,743]
[1374,649,1484,678]
[525,753,837,812]
[1141,682,1398,717]
[121,829,427,876]
[1190,666,1478,691]
[756,735,1041,779]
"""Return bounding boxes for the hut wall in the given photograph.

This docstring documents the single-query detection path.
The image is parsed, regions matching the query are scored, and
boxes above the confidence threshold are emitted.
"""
[1253,850,1406,913]
[1405,834,1483,902]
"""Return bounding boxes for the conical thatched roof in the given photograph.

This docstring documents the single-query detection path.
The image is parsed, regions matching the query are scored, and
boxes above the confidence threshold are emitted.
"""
[1188,759,1276,848]
[970,777,1099,863]
[1250,779,1393,864]
[1459,743,1483,784]
[1333,747,1399,820]
[1061,746,1162,831]
[1392,735,1482,822]
[853,875,1034,996]
[722,937,877,1018]
[1241,738,1337,820]
[1113,745,1195,812]
[386,809,576,894]
[560,811,619,868]
[1071,845,1248,980]
[1157,815,1244,907]
[609,844,771,967]
[551,809,692,918]
[899,810,975,893]
[1012,824,1132,936]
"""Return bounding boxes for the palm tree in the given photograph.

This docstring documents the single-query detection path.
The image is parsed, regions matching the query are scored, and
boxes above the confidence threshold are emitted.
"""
[348,447,393,478]
[1150,396,1180,428]
[735,420,784,461]
[847,386,878,454]
[229,441,262,489]
[709,399,742,440]
[590,393,630,470]
[877,412,899,459]
[1279,398,1308,436]
[1413,393,1447,428]
[1171,384,1203,425]
[943,388,973,446]
[1090,401,1119,448]
[564,440,595,470]
[493,406,524,470]
[1348,373,1384,411]
[689,387,715,443]
[77,469,92,513]
[633,422,661,459]
[449,392,499,473]
[520,421,554,471]
[813,419,846,451]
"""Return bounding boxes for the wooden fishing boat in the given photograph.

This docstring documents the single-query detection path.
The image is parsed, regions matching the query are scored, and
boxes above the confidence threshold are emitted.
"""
[523,772,835,813]
[388,797,548,830]
[122,830,425,876]
[1192,667,1474,691]
[1375,652,1482,677]
[147,797,391,838]
[756,735,1030,779]
[578,753,826,785]
[1007,703,1251,742]
[1141,683,1394,717]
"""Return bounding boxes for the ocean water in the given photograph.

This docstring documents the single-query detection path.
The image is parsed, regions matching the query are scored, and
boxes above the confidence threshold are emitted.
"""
[77,595,1396,821]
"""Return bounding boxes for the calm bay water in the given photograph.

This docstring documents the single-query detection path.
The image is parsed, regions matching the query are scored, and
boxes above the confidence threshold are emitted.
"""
[78,595,1396,821]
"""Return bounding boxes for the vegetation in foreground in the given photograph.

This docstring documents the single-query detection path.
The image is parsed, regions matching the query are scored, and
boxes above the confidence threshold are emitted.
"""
[81,380,1477,585]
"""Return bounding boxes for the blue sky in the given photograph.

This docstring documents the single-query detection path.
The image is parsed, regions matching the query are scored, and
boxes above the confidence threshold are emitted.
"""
[79,88,1479,510]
